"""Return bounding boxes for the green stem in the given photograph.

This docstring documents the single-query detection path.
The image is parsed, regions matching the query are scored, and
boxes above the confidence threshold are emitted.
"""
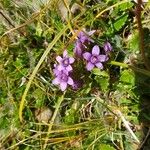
[109,61,150,77]
[109,61,128,68]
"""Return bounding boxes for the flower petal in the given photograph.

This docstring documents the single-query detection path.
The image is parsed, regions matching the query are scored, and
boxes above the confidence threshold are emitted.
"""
[52,78,60,85]
[62,69,69,75]
[78,31,84,38]
[88,30,96,36]
[53,68,60,76]
[75,40,82,48]
[57,65,64,71]
[83,52,91,60]
[63,50,68,57]
[66,65,72,71]
[67,77,74,85]
[60,82,67,91]
[74,47,82,57]
[86,62,94,71]
[95,62,103,69]
[69,57,75,64]
[74,41,84,57]
[103,42,112,52]
[56,56,62,63]
[98,55,107,62]
[54,64,57,68]
[92,45,100,55]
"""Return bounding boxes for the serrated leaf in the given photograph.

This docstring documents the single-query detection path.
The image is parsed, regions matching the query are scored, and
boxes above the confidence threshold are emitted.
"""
[127,30,139,52]
[95,76,109,91]
[114,14,128,31]
[120,70,135,85]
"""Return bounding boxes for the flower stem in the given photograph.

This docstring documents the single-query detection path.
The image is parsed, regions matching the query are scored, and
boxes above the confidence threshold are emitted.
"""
[109,61,150,77]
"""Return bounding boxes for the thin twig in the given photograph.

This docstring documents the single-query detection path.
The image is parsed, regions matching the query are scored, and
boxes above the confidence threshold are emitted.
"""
[138,127,150,149]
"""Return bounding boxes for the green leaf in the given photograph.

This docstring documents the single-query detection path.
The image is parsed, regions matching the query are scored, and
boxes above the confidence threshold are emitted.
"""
[95,76,109,91]
[127,30,139,52]
[36,22,42,36]
[113,14,128,31]
[120,69,135,85]
[93,69,109,91]
[99,144,115,150]
[33,89,45,107]
[92,69,109,77]
[118,2,133,11]
[81,83,92,94]
[13,58,23,68]
[64,108,77,125]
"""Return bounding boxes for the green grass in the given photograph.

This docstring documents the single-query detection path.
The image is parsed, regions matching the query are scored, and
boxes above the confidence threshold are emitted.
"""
[0,0,150,149]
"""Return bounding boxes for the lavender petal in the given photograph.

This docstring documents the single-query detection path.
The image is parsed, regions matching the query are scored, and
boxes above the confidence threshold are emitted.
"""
[63,50,68,57]
[98,55,107,62]
[67,77,74,85]
[88,30,96,36]
[92,45,100,55]
[66,65,72,71]
[60,82,67,91]
[52,78,60,85]
[56,56,62,63]
[86,62,94,71]
[69,57,75,64]
[57,65,64,71]
[83,52,91,60]
[74,47,82,57]
[53,68,60,76]
[95,62,103,69]
[104,42,112,52]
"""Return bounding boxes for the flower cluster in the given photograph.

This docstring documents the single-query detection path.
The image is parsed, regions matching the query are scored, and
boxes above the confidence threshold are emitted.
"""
[52,30,112,91]
[74,30,95,57]
[52,50,74,91]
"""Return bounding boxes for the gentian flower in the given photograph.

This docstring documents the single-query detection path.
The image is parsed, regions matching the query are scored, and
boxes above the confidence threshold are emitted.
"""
[52,69,74,91]
[77,30,95,44]
[56,50,75,71]
[74,30,95,57]
[74,40,85,57]
[103,42,112,53]
[83,45,107,71]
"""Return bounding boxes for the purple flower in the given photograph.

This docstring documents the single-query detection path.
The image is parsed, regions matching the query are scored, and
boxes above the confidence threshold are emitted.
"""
[71,80,82,90]
[103,42,112,53]
[83,45,107,71]
[76,30,95,44]
[56,50,75,71]
[53,64,60,76]
[52,70,74,91]
[74,30,95,57]
[74,40,85,57]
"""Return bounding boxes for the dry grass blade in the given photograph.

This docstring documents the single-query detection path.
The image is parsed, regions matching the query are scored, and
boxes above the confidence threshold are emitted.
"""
[19,26,68,122]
